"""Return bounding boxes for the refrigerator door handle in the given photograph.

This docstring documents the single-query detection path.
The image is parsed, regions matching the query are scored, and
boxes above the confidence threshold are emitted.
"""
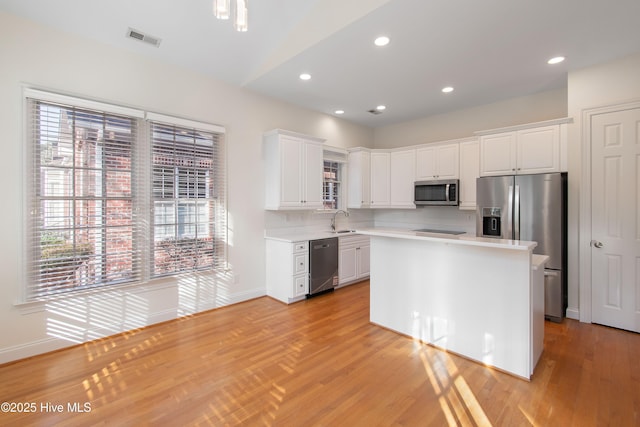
[514,184,520,240]
[507,185,514,239]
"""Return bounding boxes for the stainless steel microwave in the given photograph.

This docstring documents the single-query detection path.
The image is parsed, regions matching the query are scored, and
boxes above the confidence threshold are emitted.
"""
[414,179,459,206]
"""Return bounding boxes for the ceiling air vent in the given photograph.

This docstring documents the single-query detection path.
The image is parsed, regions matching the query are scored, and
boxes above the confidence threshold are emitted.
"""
[126,28,161,47]
[367,109,383,115]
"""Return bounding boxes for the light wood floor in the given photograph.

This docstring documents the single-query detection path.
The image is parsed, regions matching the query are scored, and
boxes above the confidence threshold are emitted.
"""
[1,280,639,426]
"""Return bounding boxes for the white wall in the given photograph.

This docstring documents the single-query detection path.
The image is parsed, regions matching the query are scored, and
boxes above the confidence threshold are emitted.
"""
[567,52,640,321]
[0,11,373,363]
[373,88,568,148]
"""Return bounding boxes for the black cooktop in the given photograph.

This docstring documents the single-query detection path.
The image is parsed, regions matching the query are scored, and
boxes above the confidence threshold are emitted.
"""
[413,228,466,235]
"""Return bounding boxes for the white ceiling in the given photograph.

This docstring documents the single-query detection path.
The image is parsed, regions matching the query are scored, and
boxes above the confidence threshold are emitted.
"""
[2,0,640,128]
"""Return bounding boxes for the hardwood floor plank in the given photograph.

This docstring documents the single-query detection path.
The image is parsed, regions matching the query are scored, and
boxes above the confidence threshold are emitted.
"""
[1,280,639,426]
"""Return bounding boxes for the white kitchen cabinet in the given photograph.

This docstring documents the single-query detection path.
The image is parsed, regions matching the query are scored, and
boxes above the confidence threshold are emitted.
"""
[478,122,568,177]
[370,151,391,208]
[338,235,370,286]
[458,139,480,210]
[347,148,371,209]
[416,143,459,180]
[390,149,416,208]
[266,239,309,304]
[264,129,325,210]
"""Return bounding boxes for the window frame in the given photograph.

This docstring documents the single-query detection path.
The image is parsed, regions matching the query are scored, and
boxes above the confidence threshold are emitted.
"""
[22,89,227,303]
[321,147,348,212]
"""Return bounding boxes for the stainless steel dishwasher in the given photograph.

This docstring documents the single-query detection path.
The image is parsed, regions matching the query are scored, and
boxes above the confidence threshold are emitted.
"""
[308,237,339,297]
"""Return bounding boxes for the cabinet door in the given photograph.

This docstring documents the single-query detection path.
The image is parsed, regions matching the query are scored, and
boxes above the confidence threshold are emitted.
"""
[416,144,459,180]
[357,244,370,278]
[436,144,460,179]
[415,146,437,180]
[516,125,560,174]
[459,140,479,210]
[293,275,308,297]
[370,152,390,207]
[279,136,304,207]
[303,141,324,208]
[347,150,371,208]
[339,245,358,284]
[479,132,517,176]
[293,252,308,275]
[390,149,416,207]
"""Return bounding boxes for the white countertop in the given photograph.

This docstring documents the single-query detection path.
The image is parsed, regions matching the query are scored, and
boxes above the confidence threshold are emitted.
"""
[264,229,364,243]
[357,227,537,251]
[532,254,550,269]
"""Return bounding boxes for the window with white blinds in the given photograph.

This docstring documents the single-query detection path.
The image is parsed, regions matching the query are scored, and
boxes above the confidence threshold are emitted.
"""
[149,119,226,277]
[24,90,226,301]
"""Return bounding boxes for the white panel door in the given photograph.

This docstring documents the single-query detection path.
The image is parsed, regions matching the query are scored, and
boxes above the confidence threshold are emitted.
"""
[591,107,640,332]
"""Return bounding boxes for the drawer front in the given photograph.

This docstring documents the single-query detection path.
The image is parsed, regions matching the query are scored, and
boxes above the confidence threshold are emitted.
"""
[293,241,309,253]
[293,275,308,297]
[339,235,369,249]
[293,253,308,275]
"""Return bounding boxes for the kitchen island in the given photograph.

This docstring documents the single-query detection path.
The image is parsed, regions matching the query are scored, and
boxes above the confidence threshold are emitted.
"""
[357,227,545,380]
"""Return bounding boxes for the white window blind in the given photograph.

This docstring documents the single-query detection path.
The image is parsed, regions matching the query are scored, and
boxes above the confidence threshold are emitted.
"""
[24,90,227,301]
[26,97,142,299]
[149,118,226,277]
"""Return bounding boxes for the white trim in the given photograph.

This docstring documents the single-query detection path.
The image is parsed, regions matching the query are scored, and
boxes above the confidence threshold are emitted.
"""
[579,99,640,324]
[23,87,145,118]
[474,117,573,136]
[145,111,225,134]
[263,128,325,144]
[566,308,580,320]
[1,286,265,364]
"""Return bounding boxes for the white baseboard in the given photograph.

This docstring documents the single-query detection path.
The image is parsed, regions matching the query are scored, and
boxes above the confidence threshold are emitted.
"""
[0,287,266,365]
[565,308,580,320]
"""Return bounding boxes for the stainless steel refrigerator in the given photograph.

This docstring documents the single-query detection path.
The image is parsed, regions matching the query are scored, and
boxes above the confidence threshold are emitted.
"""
[476,173,567,322]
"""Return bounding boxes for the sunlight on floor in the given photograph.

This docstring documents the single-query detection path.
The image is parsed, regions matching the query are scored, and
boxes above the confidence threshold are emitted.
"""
[419,348,493,426]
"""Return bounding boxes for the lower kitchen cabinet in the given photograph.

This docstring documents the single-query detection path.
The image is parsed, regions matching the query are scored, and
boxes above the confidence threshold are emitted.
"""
[266,239,309,304]
[338,235,370,286]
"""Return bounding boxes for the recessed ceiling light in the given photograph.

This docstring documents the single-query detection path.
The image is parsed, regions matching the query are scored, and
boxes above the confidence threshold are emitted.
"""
[335,110,345,115]
[442,86,454,93]
[547,56,565,65]
[374,36,390,47]
[299,73,311,80]
[376,105,386,111]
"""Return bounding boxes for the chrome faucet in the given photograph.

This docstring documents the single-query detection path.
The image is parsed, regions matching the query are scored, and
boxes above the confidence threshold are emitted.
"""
[331,210,350,231]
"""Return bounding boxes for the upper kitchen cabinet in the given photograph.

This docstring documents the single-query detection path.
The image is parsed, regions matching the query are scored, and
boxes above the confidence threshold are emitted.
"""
[458,138,480,210]
[347,148,371,209]
[370,151,391,208]
[264,129,325,210]
[390,148,416,208]
[416,143,459,180]
[347,147,419,209]
[477,119,571,177]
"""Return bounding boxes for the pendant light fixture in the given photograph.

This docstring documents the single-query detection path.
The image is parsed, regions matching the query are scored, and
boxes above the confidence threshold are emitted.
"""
[213,0,230,20]
[234,0,248,32]
[214,0,248,32]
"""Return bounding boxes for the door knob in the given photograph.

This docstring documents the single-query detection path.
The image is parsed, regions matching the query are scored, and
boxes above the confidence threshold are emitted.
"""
[591,240,604,248]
